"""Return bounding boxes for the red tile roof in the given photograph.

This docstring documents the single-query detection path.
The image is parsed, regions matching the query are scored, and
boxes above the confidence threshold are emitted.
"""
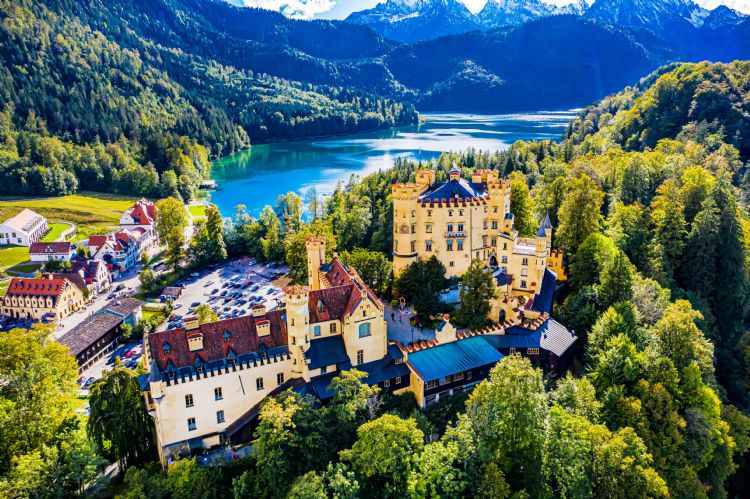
[5,277,71,299]
[124,199,156,226]
[88,235,108,248]
[148,311,288,371]
[29,242,73,254]
[309,285,355,324]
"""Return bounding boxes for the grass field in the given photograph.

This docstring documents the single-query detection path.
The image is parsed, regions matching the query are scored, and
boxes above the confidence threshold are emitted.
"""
[0,245,29,272]
[0,192,136,229]
[188,204,207,219]
[0,279,10,296]
[41,222,72,242]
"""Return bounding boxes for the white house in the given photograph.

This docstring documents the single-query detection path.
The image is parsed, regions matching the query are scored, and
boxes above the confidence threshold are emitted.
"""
[29,242,76,263]
[0,209,48,246]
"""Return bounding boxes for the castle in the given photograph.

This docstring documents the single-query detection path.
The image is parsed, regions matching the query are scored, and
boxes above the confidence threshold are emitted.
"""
[392,165,567,323]
[141,238,409,464]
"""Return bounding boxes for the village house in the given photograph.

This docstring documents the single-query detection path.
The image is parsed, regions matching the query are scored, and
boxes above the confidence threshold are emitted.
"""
[0,275,85,321]
[0,209,48,247]
[29,241,76,263]
[88,230,140,272]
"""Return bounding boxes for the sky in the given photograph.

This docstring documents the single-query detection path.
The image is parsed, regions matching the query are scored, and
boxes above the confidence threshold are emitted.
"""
[236,0,750,20]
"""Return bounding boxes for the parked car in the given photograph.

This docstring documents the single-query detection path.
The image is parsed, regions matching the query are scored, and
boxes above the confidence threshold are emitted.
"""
[211,288,219,294]
[83,377,96,388]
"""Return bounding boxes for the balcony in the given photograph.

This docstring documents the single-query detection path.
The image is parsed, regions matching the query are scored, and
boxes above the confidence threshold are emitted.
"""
[445,231,467,238]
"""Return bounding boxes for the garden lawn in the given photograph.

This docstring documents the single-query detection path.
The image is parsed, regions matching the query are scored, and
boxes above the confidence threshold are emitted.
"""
[0,245,30,272]
[41,222,72,242]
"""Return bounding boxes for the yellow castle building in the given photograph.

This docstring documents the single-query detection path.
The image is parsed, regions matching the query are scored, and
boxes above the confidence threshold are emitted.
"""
[392,165,567,323]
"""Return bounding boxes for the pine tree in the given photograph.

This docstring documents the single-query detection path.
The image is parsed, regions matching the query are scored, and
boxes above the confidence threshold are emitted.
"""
[679,195,719,298]
[598,250,634,309]
[456,259,497,330]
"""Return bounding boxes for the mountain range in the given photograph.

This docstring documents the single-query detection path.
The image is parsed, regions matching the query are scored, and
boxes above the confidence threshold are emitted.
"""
[346,0,748,43]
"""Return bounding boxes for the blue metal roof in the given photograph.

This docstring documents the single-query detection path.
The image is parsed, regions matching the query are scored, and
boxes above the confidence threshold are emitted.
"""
[408,336,503,382]
[387,344,404,360]
[485,319,577,357]
[305,336,349,370]
[483,329,542,350]
[357,356,410,385]
[529,268,556,314]
[419,179,488,202]
[309,372,338,400]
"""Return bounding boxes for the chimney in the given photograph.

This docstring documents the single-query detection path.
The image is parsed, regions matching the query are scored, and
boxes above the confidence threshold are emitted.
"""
[184,316,199,331]
[187,332,203,352]
[256,318,271,338]
[251,304,266,318]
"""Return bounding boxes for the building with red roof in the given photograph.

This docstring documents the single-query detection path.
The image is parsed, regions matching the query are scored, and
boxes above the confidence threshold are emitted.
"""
[141,237,400,465]
[29,241,76,263]
[0,275,85,320]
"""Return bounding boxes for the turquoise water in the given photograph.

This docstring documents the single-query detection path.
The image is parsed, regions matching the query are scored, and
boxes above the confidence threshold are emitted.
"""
[208,111,576,217]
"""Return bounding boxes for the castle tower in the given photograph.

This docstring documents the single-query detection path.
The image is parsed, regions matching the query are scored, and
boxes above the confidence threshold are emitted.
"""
[534,213,554,286]
[306,237,326,291]
[415,169,435,191]
[284,285,311,379]
[449,163,461,181]
[392,183,420,277]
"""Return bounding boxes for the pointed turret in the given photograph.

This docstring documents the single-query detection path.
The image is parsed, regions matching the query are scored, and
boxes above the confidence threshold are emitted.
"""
[449,162,461,181]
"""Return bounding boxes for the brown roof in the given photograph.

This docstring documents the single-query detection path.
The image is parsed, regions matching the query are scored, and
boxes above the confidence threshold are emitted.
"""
[29,242,73,254]
[58,311,124,357]
[148,311,288,371]
[49,273,87,292]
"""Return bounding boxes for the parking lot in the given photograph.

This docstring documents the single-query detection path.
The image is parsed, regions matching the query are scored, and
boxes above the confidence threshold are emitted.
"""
[76,340,143,404]
[160,257,290,331]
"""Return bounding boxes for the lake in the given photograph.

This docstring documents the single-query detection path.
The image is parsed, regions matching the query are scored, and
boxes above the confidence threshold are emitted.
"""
[207,111,577,217]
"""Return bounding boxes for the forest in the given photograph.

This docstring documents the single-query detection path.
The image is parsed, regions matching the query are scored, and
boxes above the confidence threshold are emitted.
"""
[0,0,418,197]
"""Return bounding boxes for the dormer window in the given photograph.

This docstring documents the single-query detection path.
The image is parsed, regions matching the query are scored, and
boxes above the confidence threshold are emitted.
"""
[223,330,231,342]
[317,300,325,313]
[162,342,171,355]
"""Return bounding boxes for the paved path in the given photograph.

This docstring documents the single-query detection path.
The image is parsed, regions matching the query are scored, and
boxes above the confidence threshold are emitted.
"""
[385,303,435,346]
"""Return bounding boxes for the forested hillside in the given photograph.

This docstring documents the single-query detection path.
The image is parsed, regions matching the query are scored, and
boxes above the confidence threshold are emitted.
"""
[102,61,750,497]
[0,0,418,197]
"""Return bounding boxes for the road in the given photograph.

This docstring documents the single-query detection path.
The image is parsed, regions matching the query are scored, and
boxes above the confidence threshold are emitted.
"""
[52,263,145,340]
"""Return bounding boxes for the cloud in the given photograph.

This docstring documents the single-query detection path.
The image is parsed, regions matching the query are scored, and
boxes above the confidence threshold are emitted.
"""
[239,0,337,19]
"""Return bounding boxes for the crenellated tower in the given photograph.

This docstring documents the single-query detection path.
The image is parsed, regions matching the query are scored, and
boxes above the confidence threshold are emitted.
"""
[392,182,421,277]
[306,236,326,291]
[285,285,311,379]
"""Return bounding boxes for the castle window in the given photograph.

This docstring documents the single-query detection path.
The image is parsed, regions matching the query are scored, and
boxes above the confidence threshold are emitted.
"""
[317,300,325,312]
[521,269,528,277]
[457,224,464,232]
[509,348,517,354]
[394,241,398,251]
[493,207,498,213]
[447,224,453,232]
[395,357,404,364]
[383,379,390,388]
[410,241,415,253]
[459,210,464,216]
[320,366,327,374]
[492,237,497,246]
[411,224,415,234]
[356,350,364,365]
[215,387,223,401]
[467,372,473,380]
[256,377,264,391]
[447,241,453,251]
[187,418,196,431]
[411,210,416,217]
[277,373,285,385]
[483,220,487,229]
[426,224,432,233]
[457,240,464,251]
[520,281,527,288]
[396,376,402,384]
[501,256,508,264]
[425,241,432,252]
[330,323,337,334]
[528,348,540,355]
[448,210,453,217]
[313,325,321,337]
[216,410,225,424]
[185,394,194,408]
[449,262,454,267]
[359,323,371,338]
[426,380,439,390]
[454,372,464,381]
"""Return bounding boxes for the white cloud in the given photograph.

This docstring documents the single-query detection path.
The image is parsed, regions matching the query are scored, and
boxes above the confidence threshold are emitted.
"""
[239,0,337,19]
